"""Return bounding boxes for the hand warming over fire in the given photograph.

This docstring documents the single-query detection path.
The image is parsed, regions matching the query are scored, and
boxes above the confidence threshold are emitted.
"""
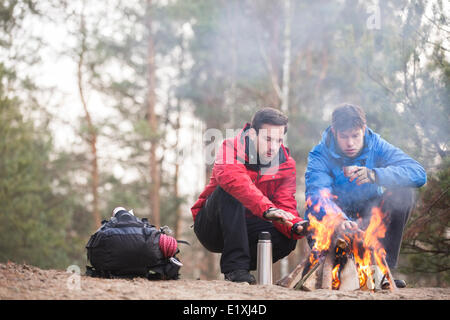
[347,166,376,186]
[337,220,359,234]
[264,209,306,236]
[264,208,297,226]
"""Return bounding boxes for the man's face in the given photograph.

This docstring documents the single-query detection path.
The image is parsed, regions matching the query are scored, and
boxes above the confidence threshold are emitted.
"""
[255,124,285,164]
[334,127,365,158]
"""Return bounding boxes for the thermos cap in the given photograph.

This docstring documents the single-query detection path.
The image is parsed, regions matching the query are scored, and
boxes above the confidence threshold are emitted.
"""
[259,231,271,240]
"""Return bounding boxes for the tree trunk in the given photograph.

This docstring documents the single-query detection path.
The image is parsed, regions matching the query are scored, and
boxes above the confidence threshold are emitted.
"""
[227,0,237,127]
[279,0,292,276]
[173,34,188,239]
[280,0,291,115]
[77,6,100,230]
[174,100,182,239]
[315,49,329,96]
[204,163,218,279]
[146,0,160,227]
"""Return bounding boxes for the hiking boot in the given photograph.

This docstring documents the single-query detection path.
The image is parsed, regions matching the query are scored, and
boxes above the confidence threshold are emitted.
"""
[394,279,407,288]
[224,269,256,285]
[381,277,407,289]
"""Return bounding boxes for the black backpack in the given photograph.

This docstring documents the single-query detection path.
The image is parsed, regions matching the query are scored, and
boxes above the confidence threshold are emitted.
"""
[85,210,183,280]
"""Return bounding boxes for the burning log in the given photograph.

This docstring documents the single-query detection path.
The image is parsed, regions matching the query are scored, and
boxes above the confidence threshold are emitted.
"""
[276,257,310,289]
[278,237,356,291]
[338,258,360,291]
[330,237,361,291]
[279,192,398,292]
[381,256,397,291]
[278,227,397,291]
[320,247,334,290]
[293,260,319,291]
[346,226,398,291]
[279,246,393,291]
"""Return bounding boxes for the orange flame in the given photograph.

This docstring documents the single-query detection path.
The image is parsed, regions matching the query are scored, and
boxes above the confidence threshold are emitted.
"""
[307,190,346,254]
[306,190,390,290]
[364,207,388,275]
[353,206,388,290]
[332,264,340,290]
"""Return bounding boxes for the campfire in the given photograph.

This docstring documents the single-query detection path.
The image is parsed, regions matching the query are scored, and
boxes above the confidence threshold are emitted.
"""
[278,190,397,291]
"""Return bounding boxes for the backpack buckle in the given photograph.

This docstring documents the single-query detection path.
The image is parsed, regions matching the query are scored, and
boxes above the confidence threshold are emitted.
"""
[160,225,173,235]
[169,257,183,267]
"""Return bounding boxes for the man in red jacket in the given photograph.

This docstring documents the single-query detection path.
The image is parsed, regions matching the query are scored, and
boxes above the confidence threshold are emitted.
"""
[191,108,306,284]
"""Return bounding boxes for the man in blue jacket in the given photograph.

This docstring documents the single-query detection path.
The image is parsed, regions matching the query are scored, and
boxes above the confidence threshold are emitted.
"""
[305,104,426,288]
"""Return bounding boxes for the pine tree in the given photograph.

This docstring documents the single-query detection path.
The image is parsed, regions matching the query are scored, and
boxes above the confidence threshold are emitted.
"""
[0,0,87,269]
[0,66,74,268]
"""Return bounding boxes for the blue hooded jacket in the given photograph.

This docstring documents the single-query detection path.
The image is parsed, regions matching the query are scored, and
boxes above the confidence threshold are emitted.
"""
[305,126,426,221]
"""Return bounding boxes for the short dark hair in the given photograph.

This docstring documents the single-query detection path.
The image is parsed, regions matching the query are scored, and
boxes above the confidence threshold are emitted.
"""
[332,104,366,132]
[251,107,288,134]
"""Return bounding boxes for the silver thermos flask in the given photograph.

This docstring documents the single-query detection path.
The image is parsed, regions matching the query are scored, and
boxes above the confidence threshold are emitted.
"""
[257,231,273,285]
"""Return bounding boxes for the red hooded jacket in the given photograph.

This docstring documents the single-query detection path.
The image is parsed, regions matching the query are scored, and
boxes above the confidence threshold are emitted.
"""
[191,123,304,240]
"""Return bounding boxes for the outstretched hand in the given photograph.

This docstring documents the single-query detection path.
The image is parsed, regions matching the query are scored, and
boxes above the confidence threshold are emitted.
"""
[264,208,295,223]
[337,220,359,234]
[264,208,306,234]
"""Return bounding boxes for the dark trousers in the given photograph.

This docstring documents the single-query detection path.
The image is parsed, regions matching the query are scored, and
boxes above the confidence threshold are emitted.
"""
[194,186,297,274]
[346,188,416,270]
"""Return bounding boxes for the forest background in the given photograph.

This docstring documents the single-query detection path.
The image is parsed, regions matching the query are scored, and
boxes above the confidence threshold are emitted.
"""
[0,0,448,287]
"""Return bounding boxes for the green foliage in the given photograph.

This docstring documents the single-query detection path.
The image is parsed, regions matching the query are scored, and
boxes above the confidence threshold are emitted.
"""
[0,77,76,269]
[0,1,88,269]
[401,158,450,286]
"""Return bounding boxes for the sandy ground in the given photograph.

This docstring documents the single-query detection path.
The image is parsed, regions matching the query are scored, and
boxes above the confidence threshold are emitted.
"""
[0,262,449,300]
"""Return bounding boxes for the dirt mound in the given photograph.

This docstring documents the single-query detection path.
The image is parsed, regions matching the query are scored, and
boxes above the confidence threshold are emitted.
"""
[0,262,448,300]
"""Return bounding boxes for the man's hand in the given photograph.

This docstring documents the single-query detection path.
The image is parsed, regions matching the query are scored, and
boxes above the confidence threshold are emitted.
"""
[348,166,376,186]
[337,220,358,234]
[264,208,308,237]
[264,208,296,227]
